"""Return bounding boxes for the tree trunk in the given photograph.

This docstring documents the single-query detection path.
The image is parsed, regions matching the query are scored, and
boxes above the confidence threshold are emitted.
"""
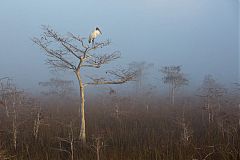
[238,104,240,127]
[75,71,86,144]
[171,85,175,105]
[13,106,17,150]
[169,84,171,104]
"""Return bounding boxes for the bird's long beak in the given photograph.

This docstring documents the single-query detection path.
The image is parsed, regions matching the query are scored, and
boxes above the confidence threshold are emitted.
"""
[99,29,102,35]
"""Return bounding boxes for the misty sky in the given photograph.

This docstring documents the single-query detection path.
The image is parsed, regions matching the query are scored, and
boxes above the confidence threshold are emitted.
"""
[0,0,239,91]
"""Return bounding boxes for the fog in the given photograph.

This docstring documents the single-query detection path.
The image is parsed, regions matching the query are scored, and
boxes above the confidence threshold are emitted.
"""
[0,0,238,92]
[0,1,240,159]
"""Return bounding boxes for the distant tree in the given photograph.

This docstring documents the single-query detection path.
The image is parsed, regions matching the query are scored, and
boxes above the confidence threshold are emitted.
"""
[39,78,75,98]
[32,26,137,144]
[197,75,226,123]
[0,77,12,117]
[0,78,25,150]
[235,83,240,128]
[39,78,75,113]
[160,65,188,105]
[129,62,154,92]
[235,83,240,126]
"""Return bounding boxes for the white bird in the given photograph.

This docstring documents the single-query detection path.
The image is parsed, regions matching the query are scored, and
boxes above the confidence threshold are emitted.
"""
[88,27,102,44]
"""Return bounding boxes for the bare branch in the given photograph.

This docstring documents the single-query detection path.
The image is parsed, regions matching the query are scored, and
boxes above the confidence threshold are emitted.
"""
[68,32,89,49]
[33,26,113,72]
[86,66,137,85]
[84,52,121,68]
[32,37,76,70]
[88,40,111,51]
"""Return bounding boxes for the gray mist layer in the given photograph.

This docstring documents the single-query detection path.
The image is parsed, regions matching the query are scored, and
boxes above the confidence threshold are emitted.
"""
[0,0,238,91]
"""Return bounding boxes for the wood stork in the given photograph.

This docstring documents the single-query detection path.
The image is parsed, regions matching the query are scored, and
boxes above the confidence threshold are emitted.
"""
[88,27,102,44]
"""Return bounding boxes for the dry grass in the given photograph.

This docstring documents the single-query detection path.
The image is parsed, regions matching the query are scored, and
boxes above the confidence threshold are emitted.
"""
[0,92,239,160]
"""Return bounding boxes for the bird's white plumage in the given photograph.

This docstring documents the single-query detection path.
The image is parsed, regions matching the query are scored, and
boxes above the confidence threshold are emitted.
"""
[88,28,102,44]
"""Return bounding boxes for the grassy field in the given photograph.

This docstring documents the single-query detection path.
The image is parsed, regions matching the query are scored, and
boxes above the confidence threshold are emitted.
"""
[0,89,239,160]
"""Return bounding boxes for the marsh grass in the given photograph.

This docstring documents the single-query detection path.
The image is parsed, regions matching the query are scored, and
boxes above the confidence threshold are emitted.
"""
[0,94,239,160]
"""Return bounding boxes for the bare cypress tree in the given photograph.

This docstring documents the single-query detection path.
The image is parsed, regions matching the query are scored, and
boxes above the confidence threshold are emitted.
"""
[0,78,25,150]
[39,78,75,113]
[0,77,11,117]
[32,26,137,144]
[129,62,154,92]
[39,78,74,97]
[197,75,226,124]
[160,65,188,105]
[235,83,240,127]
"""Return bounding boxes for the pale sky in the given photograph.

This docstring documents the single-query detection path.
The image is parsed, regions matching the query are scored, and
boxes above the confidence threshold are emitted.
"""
[0,0,238,91]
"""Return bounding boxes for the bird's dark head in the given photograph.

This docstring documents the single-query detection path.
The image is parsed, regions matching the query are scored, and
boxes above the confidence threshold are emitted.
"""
[96,27,102,34]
